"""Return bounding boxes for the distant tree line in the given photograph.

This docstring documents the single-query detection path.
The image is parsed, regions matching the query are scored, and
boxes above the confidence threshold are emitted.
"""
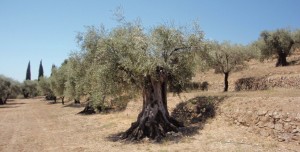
[0,59,47,104]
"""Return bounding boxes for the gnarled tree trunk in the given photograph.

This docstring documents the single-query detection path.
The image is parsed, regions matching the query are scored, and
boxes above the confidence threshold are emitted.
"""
[122,75,183,141]
[4,94,9,104]
[224,72,229,92]
[276,51,288,67]
[22,89,29,98]
[0,94,9,105]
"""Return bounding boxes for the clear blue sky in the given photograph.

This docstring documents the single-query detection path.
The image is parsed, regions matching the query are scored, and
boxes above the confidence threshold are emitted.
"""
[1,0,299,82]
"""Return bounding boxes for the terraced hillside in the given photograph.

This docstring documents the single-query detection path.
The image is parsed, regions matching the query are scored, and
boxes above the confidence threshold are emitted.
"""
[0,53,299,152]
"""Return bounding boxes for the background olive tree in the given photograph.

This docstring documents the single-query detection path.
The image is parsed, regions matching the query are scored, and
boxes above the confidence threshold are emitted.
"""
[22,80,38,98]
[202,41,254,92]
[38,77,51,95]
[0,75,21,104]
[64,52,86,104]
[37,76,56,101]
[50,61,68,103]
[76,26,109,109]
[258,29,300,66]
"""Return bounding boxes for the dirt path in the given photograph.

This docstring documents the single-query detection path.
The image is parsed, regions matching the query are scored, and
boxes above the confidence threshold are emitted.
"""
[0,97,299,152]
[0,99,63,151]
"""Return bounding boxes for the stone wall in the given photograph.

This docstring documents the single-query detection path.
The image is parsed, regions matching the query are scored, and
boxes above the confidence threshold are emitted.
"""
[235,74,300,91]
[220,98,300,144]
[266,75,300,89]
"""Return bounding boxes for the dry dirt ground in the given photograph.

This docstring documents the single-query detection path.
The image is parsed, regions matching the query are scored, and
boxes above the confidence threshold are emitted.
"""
[0,89,299,152]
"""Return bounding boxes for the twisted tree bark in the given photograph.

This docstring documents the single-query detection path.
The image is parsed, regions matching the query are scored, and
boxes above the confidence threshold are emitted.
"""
[122,75,183,141]
[224,72,229,92]
[276,51,288,67]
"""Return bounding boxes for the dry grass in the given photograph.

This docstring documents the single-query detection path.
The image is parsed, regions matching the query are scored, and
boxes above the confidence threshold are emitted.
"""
[1,87,299,152]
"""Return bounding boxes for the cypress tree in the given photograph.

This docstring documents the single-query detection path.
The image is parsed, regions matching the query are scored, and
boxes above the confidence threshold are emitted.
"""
[26,61,31,80]
[38,60,44,81]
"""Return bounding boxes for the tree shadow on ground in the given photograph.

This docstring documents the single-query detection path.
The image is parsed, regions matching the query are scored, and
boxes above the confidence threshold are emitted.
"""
[106,95,227,143]
[6,102,26,105]
[0,106,19,109]
[0,100,25,109]
[46,101,65,105]
[167,96,227,142]
[63,102,85,108]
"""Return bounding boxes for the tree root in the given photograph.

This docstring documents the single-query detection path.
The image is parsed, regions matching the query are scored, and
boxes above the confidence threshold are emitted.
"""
[122,110,183,141]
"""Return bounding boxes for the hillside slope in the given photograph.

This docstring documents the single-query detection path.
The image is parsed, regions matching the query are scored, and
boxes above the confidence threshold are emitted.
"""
[0,53,299,152]
[193,49,300,92]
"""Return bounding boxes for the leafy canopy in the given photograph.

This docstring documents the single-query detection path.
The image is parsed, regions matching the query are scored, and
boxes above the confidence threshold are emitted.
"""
[50,61,68,97]
[73,21,204,108]
[38,77,52,96]
[259,29,297,59]
[0,75,21,100]
[203,41,249,74]
[22,80,38,98]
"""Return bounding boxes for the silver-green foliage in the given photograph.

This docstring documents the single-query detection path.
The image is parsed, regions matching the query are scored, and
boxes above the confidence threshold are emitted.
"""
[259,29,296,59]
[0,75,21,102]
[203,41,249,74]
[71,21,204,110]
[38,76,53,96]
[64,52,86,101]
[292,29,300,49]
[22,80,38,98]
[201,41,252,92]
[50,61,68,98]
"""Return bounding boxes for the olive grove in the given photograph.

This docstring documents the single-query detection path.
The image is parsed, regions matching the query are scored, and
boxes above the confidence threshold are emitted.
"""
[50,21,204,140]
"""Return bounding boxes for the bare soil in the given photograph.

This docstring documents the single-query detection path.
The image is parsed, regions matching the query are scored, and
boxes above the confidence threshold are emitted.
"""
[1,89,299,152]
